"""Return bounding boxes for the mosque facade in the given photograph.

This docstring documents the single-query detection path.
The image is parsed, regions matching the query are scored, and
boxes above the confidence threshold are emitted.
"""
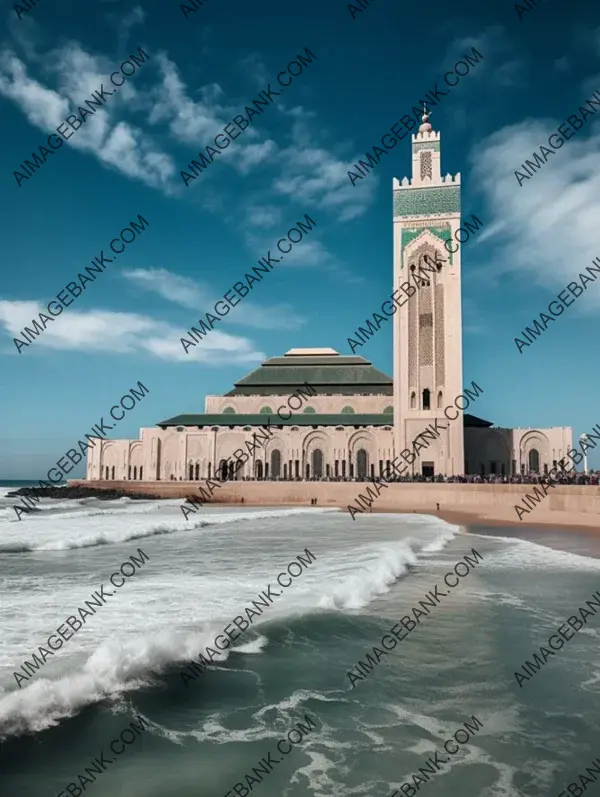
[86,113,572,483]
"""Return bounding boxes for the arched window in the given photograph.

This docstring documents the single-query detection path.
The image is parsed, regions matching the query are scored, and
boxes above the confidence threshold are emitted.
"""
[437,391,443,409]
[341,406,355,414]
[219,459,228,481]
[188,462,194,480]
[260,407,273,414]
[312,449,323,478]
[255,460,263,479]
[271,449,282,478]
[194,463,200,480]
[128,465,131,479]
[356,449,367,480]
[422,389,431,410]
[383,406,393,414]
[111,466,115,479]
[303,407,316,413]
[529,448,540,473]
[223,407,236,414]
[228,461,235,480]
[139,466,143,480]
[410,392,416,409]
[133,466,137,480]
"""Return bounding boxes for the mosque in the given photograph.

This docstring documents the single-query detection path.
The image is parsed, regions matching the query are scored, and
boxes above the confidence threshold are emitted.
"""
[85,112,572,483]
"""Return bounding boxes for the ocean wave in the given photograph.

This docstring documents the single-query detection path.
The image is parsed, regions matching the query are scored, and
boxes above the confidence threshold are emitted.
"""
[469,532,600,570]
[0,499,85,518]
[0,528,454,739]
[0,507,340,553]
[317,542,419,610]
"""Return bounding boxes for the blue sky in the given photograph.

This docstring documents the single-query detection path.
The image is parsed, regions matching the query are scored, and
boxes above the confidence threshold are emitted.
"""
[0,0,598,479]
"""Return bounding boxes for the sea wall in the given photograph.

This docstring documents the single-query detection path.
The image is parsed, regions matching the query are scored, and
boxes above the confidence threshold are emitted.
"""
[67,479,600,516]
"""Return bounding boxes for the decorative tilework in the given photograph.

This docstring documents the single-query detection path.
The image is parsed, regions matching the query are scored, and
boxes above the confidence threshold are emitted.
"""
[420,151,433,180]
[413,141,440,153]
[400,226,455,268]
[394,186,460,217]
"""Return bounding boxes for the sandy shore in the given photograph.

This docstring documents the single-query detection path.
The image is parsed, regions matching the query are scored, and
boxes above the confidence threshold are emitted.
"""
[399,510,600,535]
[371,506,600,534]
[177,500,599,534]
[68,479,600,532]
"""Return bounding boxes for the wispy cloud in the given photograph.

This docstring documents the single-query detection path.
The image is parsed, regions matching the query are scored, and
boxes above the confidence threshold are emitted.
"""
[121,268,306,330]
[272,111,378,223]
[441,25,525,89]
[0,35,379,229]
[471,116,600,307]
[0,45,176,191]
[0,300,265,364]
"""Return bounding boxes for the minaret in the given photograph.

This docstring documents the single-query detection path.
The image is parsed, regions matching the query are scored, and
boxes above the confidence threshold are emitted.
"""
[392,108,464,476]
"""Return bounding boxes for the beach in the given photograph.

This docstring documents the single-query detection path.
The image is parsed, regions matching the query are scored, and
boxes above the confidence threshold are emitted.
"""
[1,486,600,796]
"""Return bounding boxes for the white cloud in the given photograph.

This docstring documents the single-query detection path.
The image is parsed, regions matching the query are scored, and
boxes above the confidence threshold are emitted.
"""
[471,117,600,307]
[0,300,264,364]
[121,268,306,330]
[148,53,279,176]
[272,115,378,222]
[245,204,282,228]
[0,45,176,191]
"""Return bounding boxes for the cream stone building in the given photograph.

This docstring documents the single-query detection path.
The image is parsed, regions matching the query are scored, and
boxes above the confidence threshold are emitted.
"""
[86,112,571,483]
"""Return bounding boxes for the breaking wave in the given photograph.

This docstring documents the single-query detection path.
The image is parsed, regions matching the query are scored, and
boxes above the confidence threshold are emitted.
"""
[0,507,340,553]
[0,523,458,739]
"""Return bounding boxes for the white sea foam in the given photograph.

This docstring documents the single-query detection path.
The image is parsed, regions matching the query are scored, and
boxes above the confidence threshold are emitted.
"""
[0,507,457,740]
[0,505,339,553]
[469,532,600,571]
[317,543,419,610]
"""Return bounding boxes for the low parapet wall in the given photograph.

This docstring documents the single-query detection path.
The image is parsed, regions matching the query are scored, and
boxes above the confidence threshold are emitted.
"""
[68,480,600,519]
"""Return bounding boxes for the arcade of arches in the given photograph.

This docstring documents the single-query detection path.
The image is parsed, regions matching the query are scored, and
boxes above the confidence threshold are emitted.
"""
[85,348,572,482]
[186,443,390,482]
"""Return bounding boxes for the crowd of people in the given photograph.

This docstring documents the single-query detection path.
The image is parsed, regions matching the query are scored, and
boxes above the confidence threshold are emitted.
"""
[236,471,600,485]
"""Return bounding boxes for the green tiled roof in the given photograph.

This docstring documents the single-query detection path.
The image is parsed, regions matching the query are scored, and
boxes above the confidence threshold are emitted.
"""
[157,413,395,427]
[226,354,393,396]
[156,413,491,428]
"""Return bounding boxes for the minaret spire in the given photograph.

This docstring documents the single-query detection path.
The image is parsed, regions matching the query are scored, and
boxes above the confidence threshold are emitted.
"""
[419,104,433,134]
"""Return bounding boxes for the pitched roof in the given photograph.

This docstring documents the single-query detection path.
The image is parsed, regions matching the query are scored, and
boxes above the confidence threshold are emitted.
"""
[225,349,393,396]
[157,413,394,427]
[156,412,491,428]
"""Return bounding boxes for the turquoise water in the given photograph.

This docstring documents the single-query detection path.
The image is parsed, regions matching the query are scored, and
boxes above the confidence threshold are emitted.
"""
[1,490,599,797]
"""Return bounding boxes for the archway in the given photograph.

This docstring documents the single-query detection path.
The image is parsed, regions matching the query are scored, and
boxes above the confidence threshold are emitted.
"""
[271,449,282,478]
[312,449,323,478]
[188,462,193,480]
[194,463,199,480]
[528,448,540,473]
[356,448,367,480]
[219,459,228,481]
[255,460,263,480]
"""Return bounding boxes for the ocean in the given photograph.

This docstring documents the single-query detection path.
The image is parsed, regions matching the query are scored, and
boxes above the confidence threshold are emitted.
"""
[1,484,599,797]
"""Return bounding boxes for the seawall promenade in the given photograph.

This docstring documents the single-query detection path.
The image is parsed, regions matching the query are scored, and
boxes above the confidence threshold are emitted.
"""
[67,480,600,530]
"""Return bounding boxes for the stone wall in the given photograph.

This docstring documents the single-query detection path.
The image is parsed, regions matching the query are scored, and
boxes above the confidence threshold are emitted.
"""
[68,479,600,516]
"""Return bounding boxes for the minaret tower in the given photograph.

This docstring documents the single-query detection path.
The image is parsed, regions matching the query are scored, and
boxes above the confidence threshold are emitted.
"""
[392,108,464,476]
